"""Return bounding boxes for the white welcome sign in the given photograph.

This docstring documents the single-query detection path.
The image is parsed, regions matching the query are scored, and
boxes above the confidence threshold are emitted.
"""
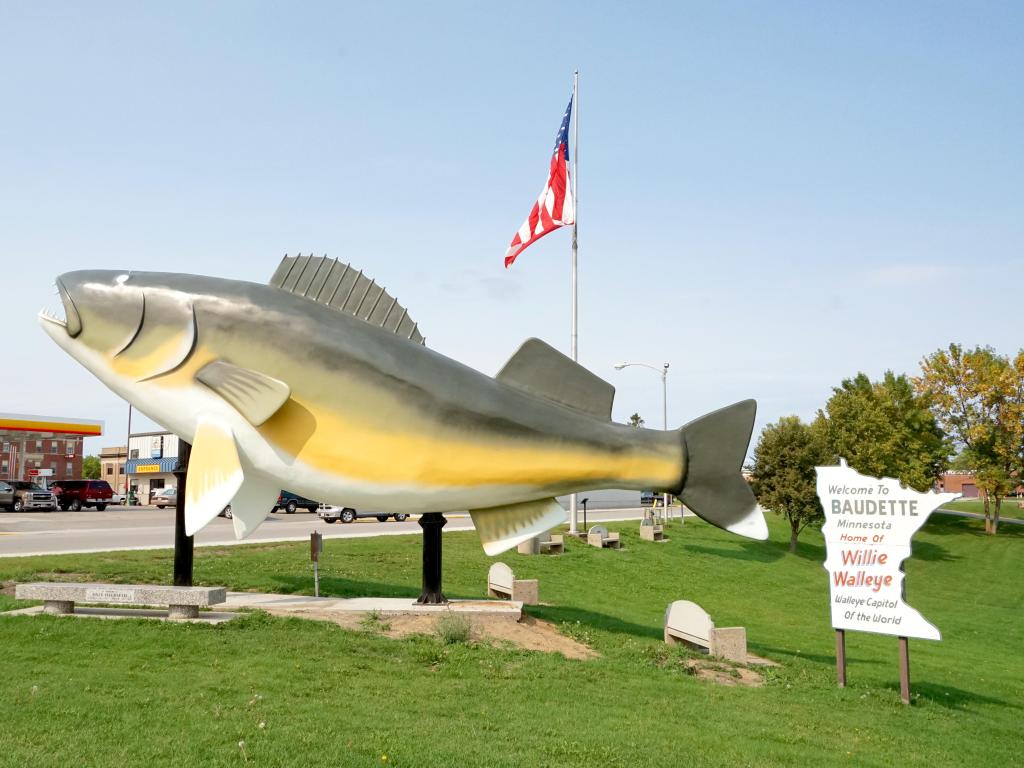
[816,461,958,641]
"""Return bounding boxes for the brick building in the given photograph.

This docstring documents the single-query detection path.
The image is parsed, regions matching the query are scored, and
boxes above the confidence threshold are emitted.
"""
[0,413,104,483]
[939,471,1023,498]
[99,445,128,496]
[938,471,979,498]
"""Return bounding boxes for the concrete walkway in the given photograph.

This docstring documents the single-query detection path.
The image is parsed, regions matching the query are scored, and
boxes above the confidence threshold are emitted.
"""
[3,590,522,623]
[937,507,1024,525]
[224,591,523,619]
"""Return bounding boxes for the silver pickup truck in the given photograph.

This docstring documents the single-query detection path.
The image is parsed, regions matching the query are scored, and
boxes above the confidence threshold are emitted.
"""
[3,481,57,511]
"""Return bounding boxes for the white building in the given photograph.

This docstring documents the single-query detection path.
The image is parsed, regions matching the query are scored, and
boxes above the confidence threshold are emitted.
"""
[125,431,180,504]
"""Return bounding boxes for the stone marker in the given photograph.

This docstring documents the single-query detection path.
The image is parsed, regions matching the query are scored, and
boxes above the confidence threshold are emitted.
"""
[587,525,621,549]
[486,563,539,605]
[517,530,565,555]
[639,523,665,542]
[663,599,747,663]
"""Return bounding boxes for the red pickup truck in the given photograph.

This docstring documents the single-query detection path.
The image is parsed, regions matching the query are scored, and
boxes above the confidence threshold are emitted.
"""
[50,479,114,511]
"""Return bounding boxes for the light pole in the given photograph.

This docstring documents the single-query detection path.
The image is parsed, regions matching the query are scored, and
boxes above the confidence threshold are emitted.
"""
[613,361,675,521]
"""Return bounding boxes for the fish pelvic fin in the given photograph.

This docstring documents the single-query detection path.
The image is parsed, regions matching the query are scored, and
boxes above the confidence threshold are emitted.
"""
[185,416,278,539]
[185,416,244,536]
[470,497,567,556]
[675,400,767,540]
[226,470,280,539]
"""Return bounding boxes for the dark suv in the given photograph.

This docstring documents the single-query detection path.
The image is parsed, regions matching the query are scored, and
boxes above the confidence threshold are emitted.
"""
[273,490,320,514]
[51,479,114,511]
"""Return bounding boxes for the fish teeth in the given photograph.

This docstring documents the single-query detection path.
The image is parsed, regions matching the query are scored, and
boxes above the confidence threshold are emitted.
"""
[38,306,66,324]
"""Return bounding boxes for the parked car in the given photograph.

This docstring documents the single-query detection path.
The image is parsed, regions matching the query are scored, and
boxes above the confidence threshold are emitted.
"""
[0,481,15,511]
[154,487,232,518]
[317,503,409,524]
[5,481,57,512]
[152,487,177,508]
[50,479,113,511]
[273,490,319,514]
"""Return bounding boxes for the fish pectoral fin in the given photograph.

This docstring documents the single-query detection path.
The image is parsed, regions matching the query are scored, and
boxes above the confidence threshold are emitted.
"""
[196,359,291,426]
[470,498,567,556]
[185,417,245,536]
[226,471,280,539]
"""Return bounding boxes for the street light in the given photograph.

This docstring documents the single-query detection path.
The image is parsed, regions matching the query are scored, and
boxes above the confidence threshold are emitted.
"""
[613,361,675,522]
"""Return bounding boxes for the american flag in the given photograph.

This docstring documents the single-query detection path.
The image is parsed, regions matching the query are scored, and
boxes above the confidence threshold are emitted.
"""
[504,96,575,268]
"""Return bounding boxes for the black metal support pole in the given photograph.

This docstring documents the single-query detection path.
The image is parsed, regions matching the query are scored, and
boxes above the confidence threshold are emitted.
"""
[172,441,194,586]
[416,513,448,605]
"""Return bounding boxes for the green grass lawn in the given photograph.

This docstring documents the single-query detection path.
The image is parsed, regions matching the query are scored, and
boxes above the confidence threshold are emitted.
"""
[943,497,1023,521]
[0,514,1020,767]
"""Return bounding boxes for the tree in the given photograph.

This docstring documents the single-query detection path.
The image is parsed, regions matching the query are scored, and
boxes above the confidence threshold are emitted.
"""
[915,345,1024,534]
[628,413,645,428]
[751,416,830,553]
[82,455,101,479]
[815,371,949,492]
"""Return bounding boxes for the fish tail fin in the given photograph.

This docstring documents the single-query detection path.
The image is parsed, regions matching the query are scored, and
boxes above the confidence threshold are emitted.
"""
[675,399,767,540]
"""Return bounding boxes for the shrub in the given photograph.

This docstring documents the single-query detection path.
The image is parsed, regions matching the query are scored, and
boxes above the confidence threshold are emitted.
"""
[435,613,472,645]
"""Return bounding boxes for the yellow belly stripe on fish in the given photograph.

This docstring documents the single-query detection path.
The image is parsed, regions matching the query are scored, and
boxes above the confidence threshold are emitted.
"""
[258,394,681,489]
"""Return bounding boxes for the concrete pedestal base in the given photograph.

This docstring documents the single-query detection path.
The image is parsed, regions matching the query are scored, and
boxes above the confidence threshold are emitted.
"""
[43,600,74,615]
[168,604,200,620]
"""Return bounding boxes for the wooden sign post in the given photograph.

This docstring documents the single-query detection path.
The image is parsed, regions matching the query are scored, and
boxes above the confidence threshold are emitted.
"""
[835,629,846,688]
[899,636,911,704]
[310,531,323,597]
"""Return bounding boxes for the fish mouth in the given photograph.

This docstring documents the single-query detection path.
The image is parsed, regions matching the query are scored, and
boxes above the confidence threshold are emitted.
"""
[38,278,82,338]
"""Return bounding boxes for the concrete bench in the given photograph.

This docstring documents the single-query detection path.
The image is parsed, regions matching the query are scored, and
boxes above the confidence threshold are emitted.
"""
[486,563,538,605]
[517,530,565,555]
[663,600,746,662]
[587,525,621,549]
[639,522,665,542]
[15,582,227,620]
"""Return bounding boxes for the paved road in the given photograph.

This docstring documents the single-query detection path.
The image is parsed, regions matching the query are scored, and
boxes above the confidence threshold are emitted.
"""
[0,505,652,557]
[3,495,1009,559]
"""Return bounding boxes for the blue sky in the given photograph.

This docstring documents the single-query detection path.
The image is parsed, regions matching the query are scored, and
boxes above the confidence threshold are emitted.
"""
[2,2,1021,456]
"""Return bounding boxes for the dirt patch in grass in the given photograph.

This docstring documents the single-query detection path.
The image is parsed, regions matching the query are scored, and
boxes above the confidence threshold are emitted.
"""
[260,607,597,660]
[1,580,15,597]
[468,614,598,660]
[685,658,764,687]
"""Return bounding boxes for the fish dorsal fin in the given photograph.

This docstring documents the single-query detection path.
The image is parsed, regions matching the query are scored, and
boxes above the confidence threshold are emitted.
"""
[270,254,426,346]
[496,338,614,420]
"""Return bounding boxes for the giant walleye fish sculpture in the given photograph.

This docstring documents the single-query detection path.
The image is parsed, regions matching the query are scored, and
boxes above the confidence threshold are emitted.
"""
[40,256,767,554]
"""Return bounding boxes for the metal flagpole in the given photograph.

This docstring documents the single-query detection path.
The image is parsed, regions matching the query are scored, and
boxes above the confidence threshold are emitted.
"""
[569,69,580,535]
